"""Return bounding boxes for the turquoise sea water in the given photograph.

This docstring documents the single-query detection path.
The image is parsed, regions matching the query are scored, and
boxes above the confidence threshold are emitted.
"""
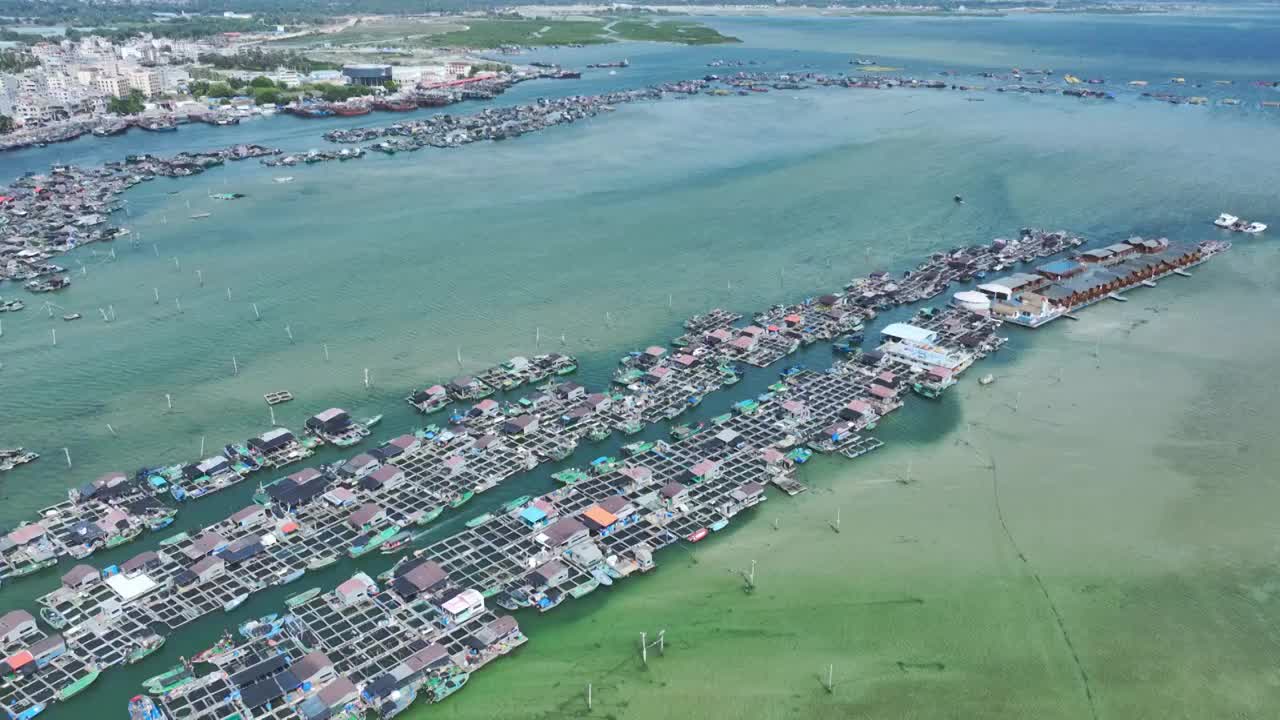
[2,9,1280,719]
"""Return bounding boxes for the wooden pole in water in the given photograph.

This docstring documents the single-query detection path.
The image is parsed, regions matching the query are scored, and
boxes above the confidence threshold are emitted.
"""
[173,257,180,272]
[226,287,232,301]
[829,508,841,533]
[153,243,159,257]
[456,346,462,369]
[232,355,239,375]
[166,393,173,412]
[63,448,72,468]
[323,344,329,361]
[658,629,665,656]
[109,305,116,321]
[200,435,206,457]
[772,517,779,531]
[196,270,204,287]
[823,664,834,693]
[253,303,261,321]
[586,683,592,710]
[285,325,294,343]
[175,297,183,314]
[106,423,116,437]
[363,368,370,389]
[269,403,276,426]
[535,327,541,348]
[51,328,57,346]
[154,287,160,304]
[641,631,647,665]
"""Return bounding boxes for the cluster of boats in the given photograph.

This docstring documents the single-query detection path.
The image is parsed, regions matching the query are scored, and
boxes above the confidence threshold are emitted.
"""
[0,448,39,473]
[1214,212,1267,234]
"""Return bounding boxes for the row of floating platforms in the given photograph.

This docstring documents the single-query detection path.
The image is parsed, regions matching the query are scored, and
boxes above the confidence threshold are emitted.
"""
[0,227,1229,719]
[0,229,1082,715]
[0,351,579,584]
[957,235,1233,327]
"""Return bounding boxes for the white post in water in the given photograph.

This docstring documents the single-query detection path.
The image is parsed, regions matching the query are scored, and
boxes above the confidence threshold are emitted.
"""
[108,305,116,322]
[363,368,370,389]
[51,328,57,346]
[63,447,72,468]
[166,393,173,412]
[196,270,204,287]
[106,423,117,437]
[232,355,239,376]
[830,508,841,533]
[269,403,276,426]
[668,293,673,311]
[285,325,294,343]
[153,243,159,257]
[749,559,756,588]
[175,297,183,314]
[640,632,647,665]
[154,287,160,304]
[173,257,180,272]
[323,344,329,361]
[456,346,462,369]
[535,327,541,348]
[823,664,834,693]
[658,629,665,656]
[253,303,261,321]
[226,287,232,301]
[586,683,592,710]
[199,435,206,457]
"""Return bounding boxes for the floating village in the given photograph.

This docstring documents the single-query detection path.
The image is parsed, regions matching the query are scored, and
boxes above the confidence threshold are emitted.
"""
[0,210,1232,720]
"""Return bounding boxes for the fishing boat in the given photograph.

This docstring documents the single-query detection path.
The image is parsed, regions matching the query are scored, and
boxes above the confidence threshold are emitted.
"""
[222,593,249,612]
[502,495,532,512]
[618,420,644,436]
[306,554,338,570]
[158,531,190,547]
[429,671,470,702]
[687,527,709,543]
[361,414,383,428]
[587,427,611,442]
[449,491,474,509]
[189,212,211,219]
[142,664,193,694]
[6,702,44,720]
[39,607,69,629]
[274,567,305,585]
[56,669,100,701]
[62,313,81,321]
[4,557,56,578]
[210,192,244,201]
[286,587,322,608]
[415,506,445,526]
[348,525,402,558]
[979,374,995,386]
[239,614,281,639]
[464,513,493,529]
[273,176,294,184]
[126,635,166,664]
[551,468,588,485]
[128,695,164,720]
[193,634,235,664]
[378,531,415,554]
[622,440,654,456]
[710,518,730,532]
[569,579,600,598]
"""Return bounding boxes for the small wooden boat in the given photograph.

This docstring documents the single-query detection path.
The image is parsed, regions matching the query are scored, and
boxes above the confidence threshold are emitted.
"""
[286,587,322,608]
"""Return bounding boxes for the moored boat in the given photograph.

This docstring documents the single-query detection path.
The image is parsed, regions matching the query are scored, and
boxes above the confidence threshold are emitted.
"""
[286,587,322,608]
[55,669,100,701]
[306,555,338,570]
[142,664,192,694]
[126,635,166,664]
[128,695,164,720]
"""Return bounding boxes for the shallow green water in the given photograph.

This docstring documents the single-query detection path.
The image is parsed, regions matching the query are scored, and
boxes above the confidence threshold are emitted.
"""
[2,9,1280,719]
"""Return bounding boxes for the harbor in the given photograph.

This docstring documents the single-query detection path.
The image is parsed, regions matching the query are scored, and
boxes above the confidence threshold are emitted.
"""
[0,223,1231,719]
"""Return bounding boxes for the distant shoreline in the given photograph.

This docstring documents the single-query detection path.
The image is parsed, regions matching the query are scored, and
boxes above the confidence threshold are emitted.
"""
[509,3,1183,18]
